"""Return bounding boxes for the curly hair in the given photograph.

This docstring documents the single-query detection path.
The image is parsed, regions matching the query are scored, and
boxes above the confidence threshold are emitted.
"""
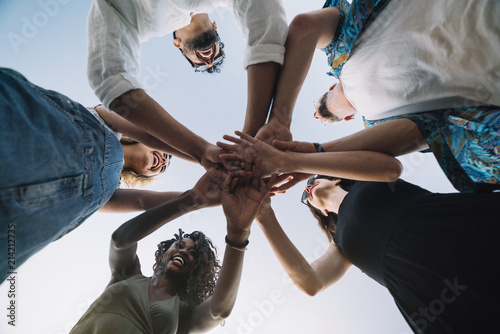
[304,175,356,242]
[153,229,221,306]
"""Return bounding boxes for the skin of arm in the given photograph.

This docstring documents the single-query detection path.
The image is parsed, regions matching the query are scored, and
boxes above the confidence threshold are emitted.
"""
[96,105,197,163]
[241,62,281,137]
[109,90,220,168]
[107,169,224,286]
[99,189,184,213]
[219,131,402,182]
[255,8,340,143]
[322,118,428,156]
[181,160,274,333]
[256,200,351,296]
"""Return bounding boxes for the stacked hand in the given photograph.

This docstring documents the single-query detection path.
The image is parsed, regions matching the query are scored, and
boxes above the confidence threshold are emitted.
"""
[222,159,276,242]
[217,131,318,194]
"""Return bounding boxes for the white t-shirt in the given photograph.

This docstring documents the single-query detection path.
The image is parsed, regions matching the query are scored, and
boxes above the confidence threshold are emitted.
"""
[87,0,288,109]
[339,0,500,120]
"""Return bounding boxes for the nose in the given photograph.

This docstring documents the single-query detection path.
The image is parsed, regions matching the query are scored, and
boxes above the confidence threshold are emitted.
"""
[313,111,321,119]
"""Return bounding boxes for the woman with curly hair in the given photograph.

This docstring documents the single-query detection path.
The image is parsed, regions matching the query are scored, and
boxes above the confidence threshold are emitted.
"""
[70,161,273,333]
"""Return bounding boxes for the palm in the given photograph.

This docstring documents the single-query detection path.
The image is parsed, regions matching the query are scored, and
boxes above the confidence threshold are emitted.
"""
[221,160,275,231]
[255,121,292,145]
[222,185,264,227]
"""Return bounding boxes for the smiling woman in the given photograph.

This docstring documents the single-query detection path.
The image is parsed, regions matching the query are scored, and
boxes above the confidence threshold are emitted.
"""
[70,160,273,334]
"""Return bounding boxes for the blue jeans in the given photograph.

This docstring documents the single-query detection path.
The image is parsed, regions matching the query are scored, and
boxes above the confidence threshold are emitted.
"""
[0,68,123,281]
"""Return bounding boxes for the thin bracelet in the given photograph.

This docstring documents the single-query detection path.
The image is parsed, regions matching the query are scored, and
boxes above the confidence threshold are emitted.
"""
[225,235,249,251]
[313,142,325,152]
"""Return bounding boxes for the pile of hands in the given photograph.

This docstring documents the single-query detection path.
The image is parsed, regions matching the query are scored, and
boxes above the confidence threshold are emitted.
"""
[190,131,318,231]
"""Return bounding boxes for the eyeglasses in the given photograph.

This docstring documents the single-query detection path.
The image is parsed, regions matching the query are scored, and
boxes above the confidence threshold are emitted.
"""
[191,31,225,72]
[192,46,225,72]
[301,176,318,205]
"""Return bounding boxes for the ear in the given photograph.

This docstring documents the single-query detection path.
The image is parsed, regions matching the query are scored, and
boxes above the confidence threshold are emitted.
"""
[343,115,355,121]
[212,21,217,30]
[321,209,329,217]
[333,179,341,185]
[328,84,337,91]
[173,38,182,49]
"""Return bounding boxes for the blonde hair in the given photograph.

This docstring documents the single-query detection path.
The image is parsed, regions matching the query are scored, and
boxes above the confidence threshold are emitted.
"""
[120,136,156,188]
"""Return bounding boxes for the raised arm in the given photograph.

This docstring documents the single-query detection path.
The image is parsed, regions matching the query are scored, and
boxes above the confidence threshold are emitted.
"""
[107,170,224,286]
[255,7,341,143]
[256,198,351,296]
[231,0,287,139]
[182,160,274,333]
[110,90,221,169]
[95,105,197,163]
[218,131,402,182]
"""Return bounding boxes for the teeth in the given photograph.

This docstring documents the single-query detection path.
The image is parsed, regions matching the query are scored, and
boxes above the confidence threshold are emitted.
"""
[172,256,184,266]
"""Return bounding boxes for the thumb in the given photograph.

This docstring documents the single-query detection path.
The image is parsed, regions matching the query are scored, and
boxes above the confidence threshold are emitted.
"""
[272,139,295,152]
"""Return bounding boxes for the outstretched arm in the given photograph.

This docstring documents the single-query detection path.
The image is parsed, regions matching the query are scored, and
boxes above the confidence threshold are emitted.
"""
[241,62,280,137]
[107,170,225,286]
[219,131,402,182]
[95,105,197,163]
[110,90,221,169]
[256,7,341,143]
[256,198,351,296]
[183,160,274,332]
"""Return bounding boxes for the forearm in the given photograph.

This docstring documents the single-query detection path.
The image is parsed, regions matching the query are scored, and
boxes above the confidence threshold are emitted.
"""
[280,151,402,182]
[242,62,280,135]
[100,189,185,212]
[110,90,208,163]
[111,190,202,249]
[268,8,341,128]
[322,119,428,157]
[256,209,323,296]
[208,244,246,318]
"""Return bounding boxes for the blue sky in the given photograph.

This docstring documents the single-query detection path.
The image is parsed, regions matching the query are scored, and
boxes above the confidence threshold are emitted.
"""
[0,1,456,333]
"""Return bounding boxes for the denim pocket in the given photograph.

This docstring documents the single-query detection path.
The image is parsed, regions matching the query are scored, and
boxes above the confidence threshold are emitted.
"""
[9,174,86,209]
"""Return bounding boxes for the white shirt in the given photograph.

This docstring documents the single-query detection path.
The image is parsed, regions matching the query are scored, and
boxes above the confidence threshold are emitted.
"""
[339,0,500,120]
[87,0,287,109]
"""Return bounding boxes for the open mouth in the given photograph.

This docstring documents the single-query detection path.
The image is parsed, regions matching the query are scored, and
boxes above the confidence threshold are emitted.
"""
[197,48,214,59]
[151,152,162,169]
[171,256,185,268]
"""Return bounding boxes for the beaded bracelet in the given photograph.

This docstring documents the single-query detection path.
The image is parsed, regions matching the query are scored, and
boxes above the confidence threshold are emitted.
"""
[225,235,249,251]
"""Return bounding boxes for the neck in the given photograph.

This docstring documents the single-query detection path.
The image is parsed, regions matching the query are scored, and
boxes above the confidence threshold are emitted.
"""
[329,187,348,214]
[150,272,178,296]
[330,80,356,119]
[121,144,134,169]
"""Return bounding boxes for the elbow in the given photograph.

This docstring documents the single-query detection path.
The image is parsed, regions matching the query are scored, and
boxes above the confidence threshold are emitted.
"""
[303,284,322,297]
[288,13,319,43]
[384,159,403,182]
[111,230,128,250]
[211,305,234,321]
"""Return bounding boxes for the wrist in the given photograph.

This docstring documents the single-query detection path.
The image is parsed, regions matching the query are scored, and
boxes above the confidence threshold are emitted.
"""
[225,235,249,251]
[267,115,291,129]
[226,226,251,244]
[183,190,205,210]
